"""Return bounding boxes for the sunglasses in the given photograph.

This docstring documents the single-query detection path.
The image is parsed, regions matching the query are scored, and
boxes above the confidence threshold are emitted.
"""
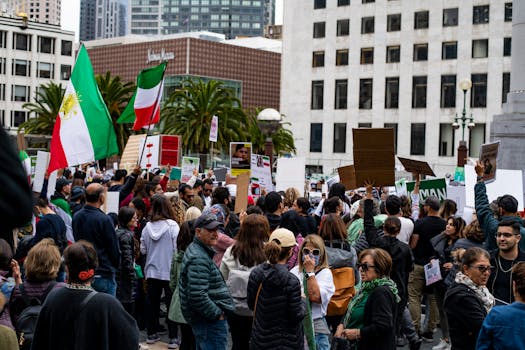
[469,265,495,273]
[496,232,518,238]
[357,262,376,272]
[302,248,321,256]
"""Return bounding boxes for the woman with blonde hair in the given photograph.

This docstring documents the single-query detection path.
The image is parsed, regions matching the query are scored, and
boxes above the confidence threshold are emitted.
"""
[283,187,300,210]
[291,234,335,350]
[184,206,202,222]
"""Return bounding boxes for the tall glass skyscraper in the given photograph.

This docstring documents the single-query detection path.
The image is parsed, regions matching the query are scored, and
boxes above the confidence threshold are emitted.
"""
[130,0,275,38]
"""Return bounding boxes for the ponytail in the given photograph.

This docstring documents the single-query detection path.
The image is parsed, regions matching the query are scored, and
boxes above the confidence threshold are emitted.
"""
[264,241,292,264]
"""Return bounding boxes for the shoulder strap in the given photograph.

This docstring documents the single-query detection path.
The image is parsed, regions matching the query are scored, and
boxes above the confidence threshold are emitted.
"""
[41,281,57,301]
[20,281,57,307]
[78,291,97,314]
[252,283,263,327]
[19,283,31,306]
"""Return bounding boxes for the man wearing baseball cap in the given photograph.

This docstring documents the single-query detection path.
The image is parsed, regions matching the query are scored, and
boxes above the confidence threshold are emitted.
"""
[51,178,72,216]
[474,160,525,251]
[179,214,235,350]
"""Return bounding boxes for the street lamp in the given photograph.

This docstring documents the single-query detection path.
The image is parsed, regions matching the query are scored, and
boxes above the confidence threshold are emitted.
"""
[453,78,475,167]
[257,108,281,170]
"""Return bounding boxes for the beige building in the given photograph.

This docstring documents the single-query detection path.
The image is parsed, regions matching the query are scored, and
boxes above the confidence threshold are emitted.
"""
[0,0,61,25]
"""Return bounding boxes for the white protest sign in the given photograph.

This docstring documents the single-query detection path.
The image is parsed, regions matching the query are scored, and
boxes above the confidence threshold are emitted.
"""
[465,164,524,210]
[251,155,273,192]
[275,157,305,193]
[47,170,58,200]
[446,185,466,217]
[181,156,200,183]
[209,115,218,142]
[105,191,120,214]
[33,151,50,192]
[139,135,160,169]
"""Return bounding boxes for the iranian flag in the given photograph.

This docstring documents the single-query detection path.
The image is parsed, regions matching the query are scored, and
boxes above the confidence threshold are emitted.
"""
[47,45,118,175]
[118,62,166,131]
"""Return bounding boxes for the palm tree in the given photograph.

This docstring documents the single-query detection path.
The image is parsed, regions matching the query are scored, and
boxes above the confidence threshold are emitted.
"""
[161,78,250,154]
[20,82,65,135]
[96,72,136,154]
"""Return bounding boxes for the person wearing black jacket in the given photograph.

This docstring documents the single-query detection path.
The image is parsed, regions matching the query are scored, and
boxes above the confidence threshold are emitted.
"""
[247,228,305,350]
[115,206,137,315]
[108,165,141,204]
[362,184,420,350]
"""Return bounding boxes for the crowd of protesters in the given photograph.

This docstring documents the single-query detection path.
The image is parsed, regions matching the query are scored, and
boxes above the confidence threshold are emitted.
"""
[1,126,525,349]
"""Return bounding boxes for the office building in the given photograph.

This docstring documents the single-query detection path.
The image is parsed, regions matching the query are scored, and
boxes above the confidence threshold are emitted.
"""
[80,0,127,42]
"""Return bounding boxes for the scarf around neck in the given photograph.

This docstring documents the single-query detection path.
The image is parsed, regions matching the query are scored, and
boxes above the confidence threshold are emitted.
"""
[343,277,400,327]
[455,271,495,313]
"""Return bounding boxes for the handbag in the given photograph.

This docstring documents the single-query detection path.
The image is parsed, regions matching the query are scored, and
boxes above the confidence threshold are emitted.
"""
[331,337,356,350]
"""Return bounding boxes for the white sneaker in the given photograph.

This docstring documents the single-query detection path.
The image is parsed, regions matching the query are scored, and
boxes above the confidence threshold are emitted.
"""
[432,339,451,350]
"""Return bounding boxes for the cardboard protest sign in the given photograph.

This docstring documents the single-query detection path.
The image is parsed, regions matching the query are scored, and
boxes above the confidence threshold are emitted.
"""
[251,155,273,192]
[234,172,250,214]
[275,157,305,192]
[352,128,395,186]
[397,157,436,177]
[464,165,524,211]
[120,135,146,172]
[406,178,447,202]
[230,142,251,177]
[338,165,357,190]
[478,141,499,183]
[181,157,199,183]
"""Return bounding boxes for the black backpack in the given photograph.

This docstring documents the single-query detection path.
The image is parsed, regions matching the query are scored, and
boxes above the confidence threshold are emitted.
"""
[16,281,56,350]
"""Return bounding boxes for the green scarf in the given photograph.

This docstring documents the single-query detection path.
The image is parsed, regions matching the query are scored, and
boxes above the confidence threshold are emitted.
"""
[302,275,317,350]
[342,277,400,327]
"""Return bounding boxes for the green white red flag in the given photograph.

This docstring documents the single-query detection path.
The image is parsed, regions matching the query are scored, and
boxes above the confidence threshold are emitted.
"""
[47,45,118,174]
[118,62,166,130]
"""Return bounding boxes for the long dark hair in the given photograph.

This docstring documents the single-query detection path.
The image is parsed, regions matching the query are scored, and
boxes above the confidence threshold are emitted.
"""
[232,214,268,267]
[150,194,174,222]
[319,213,347,241]
[328,183,350,206]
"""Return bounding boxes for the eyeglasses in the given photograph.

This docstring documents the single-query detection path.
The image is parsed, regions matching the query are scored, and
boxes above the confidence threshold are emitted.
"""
[357,263,376,272]
[496,232,518,238]
[203,188,212,193]
[302,248,320,256]
[469,265,495,273]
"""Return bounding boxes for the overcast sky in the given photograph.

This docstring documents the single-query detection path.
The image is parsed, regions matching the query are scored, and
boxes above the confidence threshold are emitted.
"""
[61,0,284,41]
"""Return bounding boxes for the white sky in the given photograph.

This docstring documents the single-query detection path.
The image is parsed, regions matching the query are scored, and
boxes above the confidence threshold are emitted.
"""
[61,0,284,41]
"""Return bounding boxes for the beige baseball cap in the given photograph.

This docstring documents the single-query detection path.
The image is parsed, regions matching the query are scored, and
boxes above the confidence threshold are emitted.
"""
[269,228,297,248]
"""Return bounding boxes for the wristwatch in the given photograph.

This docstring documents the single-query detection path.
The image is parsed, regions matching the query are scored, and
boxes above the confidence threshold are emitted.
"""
[306,272,315,279]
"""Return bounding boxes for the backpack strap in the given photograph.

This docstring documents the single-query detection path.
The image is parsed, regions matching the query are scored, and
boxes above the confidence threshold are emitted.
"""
[20,281,57,307]
[78,290,97,314]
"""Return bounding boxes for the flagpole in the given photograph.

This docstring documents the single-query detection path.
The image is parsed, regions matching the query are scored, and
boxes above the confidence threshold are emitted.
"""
[138,61,168,170]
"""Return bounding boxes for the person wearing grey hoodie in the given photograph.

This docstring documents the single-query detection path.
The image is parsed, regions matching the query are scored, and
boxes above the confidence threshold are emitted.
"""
[140,194,180,346]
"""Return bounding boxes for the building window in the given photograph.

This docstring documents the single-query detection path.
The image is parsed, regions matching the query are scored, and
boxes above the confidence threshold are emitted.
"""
[13,33,31,51]
[413,43,428,61]
[443,8,458,27]
[472,39,489,58]
[361,47,374,64]
[358,123,372,128]
[505,3,512,22]
[38,36,55,54]
[11,111,27,127]
[12,60,30,77]
[439,124,455,156]
[37,62,54,79]
[361,17,374,34]
[0,84,5,101]
[412,76,427,108]
[387,14,401,32]
[414,11,429,29]
[502,72,510,104]
[312,51,325,67]
[362,0,374,3]
[503,37,511,56]
[313,22,325,38]
[336,49,349,66]
[311,80,324,110]
[384,123,398,152]
[12,85,30,102]
[410,123,426,155]
[473,5,489,24]
[359,78,373,109]
[333,123,346,153]
[441,75,456,108]
[0,58,4,75]
[314,0,326,9]
[338,0,350,6]
[310,123,322,152]
[471,73,487,108]
[0,31,6,48]
[61,40,72,56]
[337,19,350,36]
[469,124,486,157]
[386,45,400,63]
[442,41,458,59]
[61,65,72,80]
[385,77,399,109]
[335,79,348,109]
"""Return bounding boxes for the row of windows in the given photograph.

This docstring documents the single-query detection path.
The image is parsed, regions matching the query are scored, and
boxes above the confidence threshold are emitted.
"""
[0,58,71,80]
[312,39,511,68]
[313,4,511,38]
[309,121,486,158]
[0,110,27,128]
[0,31,73,56]
[310,73,510,110]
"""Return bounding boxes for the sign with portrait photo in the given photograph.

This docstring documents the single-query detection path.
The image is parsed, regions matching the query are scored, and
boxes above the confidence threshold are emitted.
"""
[230,142,251,177]
[478,141,499,183]
[181,156,199,183]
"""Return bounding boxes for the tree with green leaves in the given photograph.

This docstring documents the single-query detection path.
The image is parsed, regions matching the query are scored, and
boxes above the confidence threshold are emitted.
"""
[20,82,64,135]
[161,78,250,154]
[248,110,296,156]
[96,72,136,154]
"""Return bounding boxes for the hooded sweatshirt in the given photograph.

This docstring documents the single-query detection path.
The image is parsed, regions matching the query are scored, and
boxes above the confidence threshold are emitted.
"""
[140,219,179,281]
